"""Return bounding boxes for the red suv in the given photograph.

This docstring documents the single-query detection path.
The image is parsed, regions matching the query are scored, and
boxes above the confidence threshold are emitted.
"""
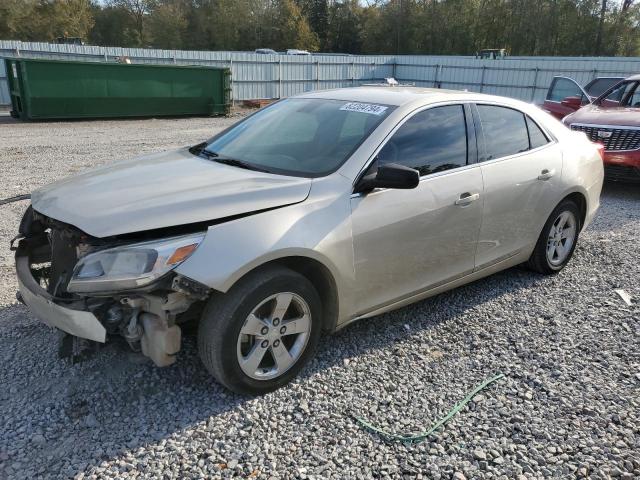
[548,75,640,182]
[542,76,624,120]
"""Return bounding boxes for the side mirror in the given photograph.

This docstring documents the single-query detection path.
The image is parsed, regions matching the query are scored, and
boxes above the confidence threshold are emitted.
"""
[354,162,420,194]
[561,96,583,110]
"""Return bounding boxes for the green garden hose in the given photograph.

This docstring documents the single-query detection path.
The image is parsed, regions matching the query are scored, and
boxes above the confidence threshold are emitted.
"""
[355,373,505,444]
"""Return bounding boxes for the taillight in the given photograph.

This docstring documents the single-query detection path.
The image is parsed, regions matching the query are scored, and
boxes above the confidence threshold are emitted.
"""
[594,143,605,161]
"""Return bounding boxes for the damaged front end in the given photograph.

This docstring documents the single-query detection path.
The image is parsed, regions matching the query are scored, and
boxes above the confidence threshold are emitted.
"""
[13,207,210,366]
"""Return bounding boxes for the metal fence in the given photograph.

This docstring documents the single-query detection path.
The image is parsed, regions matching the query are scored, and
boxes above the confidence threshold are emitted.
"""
[0,60,8,106]
[2,40,640,108]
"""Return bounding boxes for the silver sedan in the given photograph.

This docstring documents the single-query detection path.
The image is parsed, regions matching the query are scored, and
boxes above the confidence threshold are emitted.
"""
[15,87,604,394]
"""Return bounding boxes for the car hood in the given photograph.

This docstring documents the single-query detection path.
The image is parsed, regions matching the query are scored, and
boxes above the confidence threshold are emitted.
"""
[565,104,640,127]
[31,148,312,238]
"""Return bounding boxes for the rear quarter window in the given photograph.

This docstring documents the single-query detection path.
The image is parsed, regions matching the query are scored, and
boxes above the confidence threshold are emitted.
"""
[526,116,550,149]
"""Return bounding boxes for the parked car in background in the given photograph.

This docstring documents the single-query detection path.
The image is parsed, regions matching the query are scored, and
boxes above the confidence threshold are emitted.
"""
[476,48,508,59]
[55,36,84,45]
[286,49,310,56]
[255,48,277,55]
[15,87,603,394]
[542,75,624,120]
[563,75,640,182]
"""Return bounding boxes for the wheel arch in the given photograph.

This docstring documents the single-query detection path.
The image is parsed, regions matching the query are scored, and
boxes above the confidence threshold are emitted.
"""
[560,190,588,230]
[223,252,341,333]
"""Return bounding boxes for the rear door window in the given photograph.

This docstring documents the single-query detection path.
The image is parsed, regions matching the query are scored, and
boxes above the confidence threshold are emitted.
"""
[477,105,530,160]
[377,105,468,176]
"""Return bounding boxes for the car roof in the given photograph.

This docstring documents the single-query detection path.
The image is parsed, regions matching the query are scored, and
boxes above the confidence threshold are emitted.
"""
[625,73,640,81]
[296,86,512,107]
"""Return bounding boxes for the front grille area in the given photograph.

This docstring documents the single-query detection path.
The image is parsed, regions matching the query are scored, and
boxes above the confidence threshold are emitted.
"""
[605,164,640,182]
[47,227,80,297]
[25,210,85,297]
[570,124,640,151]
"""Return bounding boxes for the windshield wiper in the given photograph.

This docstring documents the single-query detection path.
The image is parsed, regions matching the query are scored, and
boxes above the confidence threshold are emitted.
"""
[191,144,272,173]
[189,142,210,156]
[213,157,272,173]
[199,149,219,159]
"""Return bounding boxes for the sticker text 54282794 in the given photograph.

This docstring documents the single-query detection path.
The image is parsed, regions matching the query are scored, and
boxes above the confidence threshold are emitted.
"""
[339,102,388,116]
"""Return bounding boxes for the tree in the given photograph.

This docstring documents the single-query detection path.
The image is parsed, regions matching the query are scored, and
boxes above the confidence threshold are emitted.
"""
[0,0,94,42]
[595,0,607,54]
[266,0,319,51]
[298,0,329,49]
[110,0,153,46]
[327,0,364,53]
[147,0,188,49]
[0,0,40,41]
[1,0,640,56]
[48,0,94,39]
[181,0,216,50]
[89,4,140,47]
[611,0,638,55]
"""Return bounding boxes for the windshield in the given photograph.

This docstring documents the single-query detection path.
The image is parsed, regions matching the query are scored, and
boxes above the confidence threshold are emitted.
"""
[597,80,640,108]
[203,98,394,177]
[585,78,623,98]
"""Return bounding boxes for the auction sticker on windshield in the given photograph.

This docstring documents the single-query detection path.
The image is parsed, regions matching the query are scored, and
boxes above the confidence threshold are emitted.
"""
[340,102,388,115]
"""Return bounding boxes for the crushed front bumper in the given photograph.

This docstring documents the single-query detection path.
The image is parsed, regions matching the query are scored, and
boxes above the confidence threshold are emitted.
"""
[16,253,106,343]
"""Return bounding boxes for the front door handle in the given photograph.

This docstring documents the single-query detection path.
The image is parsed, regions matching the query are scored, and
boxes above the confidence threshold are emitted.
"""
[455,192,480,206]
[538,168,556,181]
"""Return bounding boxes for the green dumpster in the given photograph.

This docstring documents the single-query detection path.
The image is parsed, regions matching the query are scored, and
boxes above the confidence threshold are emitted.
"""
[4,58,231,120]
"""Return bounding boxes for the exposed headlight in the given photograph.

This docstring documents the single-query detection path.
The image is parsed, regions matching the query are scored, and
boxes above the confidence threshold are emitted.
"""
[67,232,205,293]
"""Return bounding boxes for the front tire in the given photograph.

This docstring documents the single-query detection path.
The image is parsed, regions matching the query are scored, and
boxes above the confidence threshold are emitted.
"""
[527,200,580,274]
[198,265,322,395]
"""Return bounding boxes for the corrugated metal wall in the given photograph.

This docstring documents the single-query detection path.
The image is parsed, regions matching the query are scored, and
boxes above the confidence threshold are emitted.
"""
[2,40,640,108]
[0,60,9,106]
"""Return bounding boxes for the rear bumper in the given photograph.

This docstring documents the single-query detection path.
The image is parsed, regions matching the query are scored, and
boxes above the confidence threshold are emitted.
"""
[16,253,106,342]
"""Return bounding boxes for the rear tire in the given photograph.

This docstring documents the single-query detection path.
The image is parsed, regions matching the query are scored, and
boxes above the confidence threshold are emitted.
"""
[526,200,580,275]
[198,265,322,395]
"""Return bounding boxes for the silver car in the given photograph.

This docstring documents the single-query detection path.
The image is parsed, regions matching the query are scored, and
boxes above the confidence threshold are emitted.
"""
[14,87,604,394]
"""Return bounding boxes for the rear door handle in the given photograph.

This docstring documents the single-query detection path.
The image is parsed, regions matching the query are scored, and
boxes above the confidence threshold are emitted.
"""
[538,168,555,181]
[455,192,480,206]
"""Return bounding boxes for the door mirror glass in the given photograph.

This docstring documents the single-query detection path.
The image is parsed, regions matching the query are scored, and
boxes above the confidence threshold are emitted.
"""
[355,162,419,193]
[561,96,583,109]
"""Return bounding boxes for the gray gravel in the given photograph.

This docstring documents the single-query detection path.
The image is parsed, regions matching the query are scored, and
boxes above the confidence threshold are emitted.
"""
[1,113,639,480]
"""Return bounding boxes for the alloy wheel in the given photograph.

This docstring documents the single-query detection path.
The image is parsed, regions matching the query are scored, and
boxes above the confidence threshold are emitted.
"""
[546,210,577,266]
[236,292,312,380]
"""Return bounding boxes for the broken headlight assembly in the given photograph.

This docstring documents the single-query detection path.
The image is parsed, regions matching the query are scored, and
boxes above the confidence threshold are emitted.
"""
[67,232,205,294]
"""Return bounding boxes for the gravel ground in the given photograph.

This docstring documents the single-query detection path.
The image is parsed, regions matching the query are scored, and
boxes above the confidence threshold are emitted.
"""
[0,113,639,480]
